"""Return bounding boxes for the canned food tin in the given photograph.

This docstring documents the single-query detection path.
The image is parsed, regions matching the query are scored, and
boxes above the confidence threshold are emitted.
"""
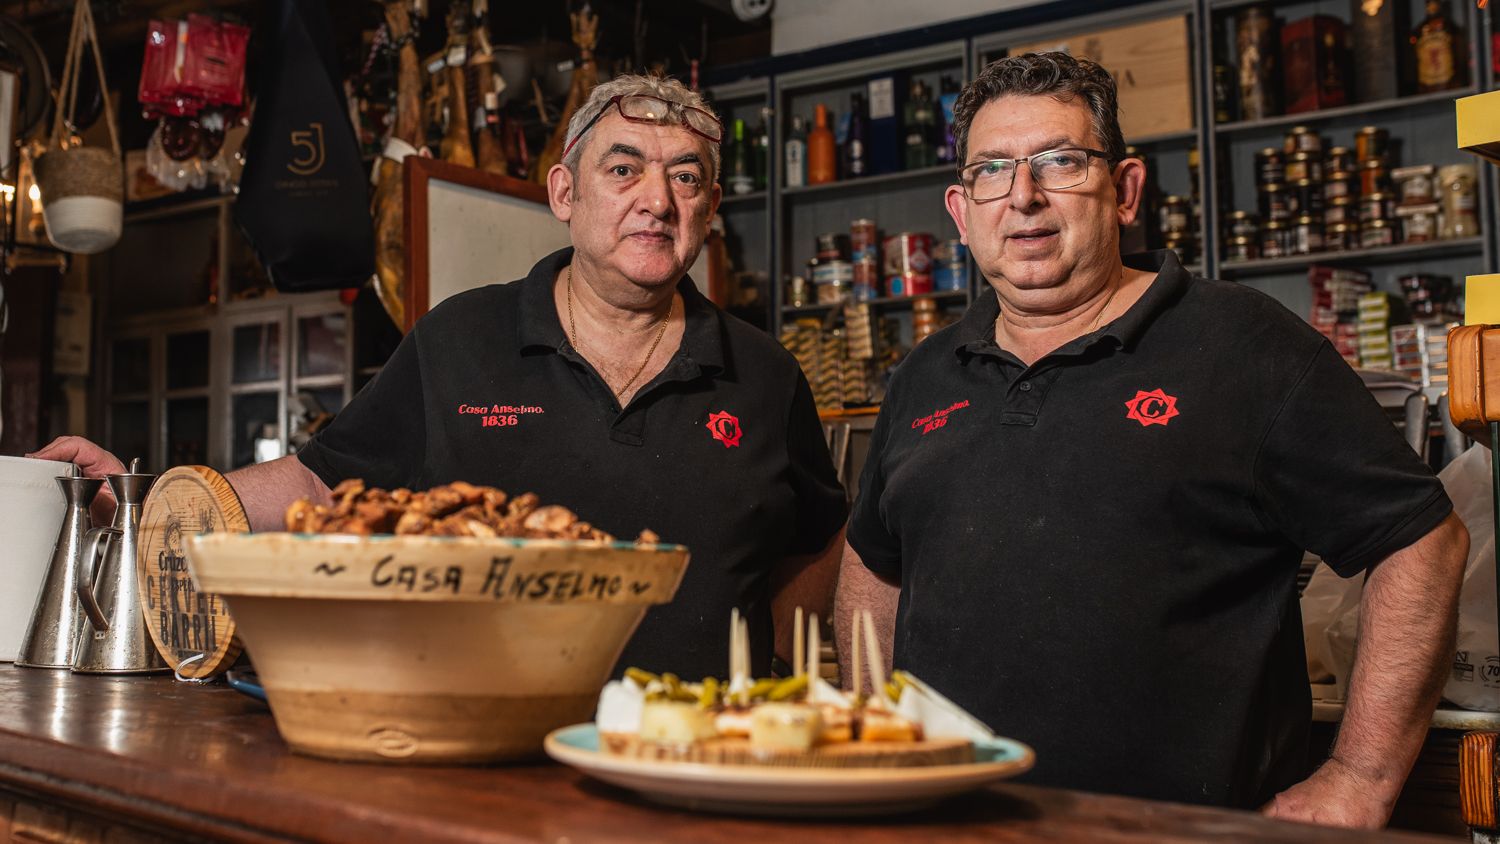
[812,259,853,285]
[815,278,851,304]
[786,276,810,307]
[1226,235,1258,262]
[1290,178,1324,217]
[816,233,850,261]
[933,239,967,264]
[1360,191,1394,223]
[1227,210,1259,239]
[1325,146,1354,174]
[1285,152,1323,183]
[1354,126,1388,163]
[1325,222,1358,251]
[1291,214,1323,255]
[933,263,966,291]
[1360,219,1395,249]
[1255,148,1284,186]
[1391,165,1436,206]
[889,272,934,297]
[1259,182,1290,222]
[1159,195,1192,234]
[1359,158,1389,195]
[1325,195,1357,226]
[1439,163,1479,239]
[1284,125,1321,155]
[850,219,879,262]
[852,256,880,301]
[1395,203,1439,243]
[883,232,934,296]
[1323,171,1356,201]
[1163,232,1196,264]
[1261,220,1287,259]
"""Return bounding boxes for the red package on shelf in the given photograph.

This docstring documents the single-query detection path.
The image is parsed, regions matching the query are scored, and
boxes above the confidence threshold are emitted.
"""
[180,14,249,108]
[137,15,248,118]
[137,20,189,116]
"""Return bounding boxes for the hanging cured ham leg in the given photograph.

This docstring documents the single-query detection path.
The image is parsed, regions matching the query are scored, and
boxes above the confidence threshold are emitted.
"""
[371,0,423,329]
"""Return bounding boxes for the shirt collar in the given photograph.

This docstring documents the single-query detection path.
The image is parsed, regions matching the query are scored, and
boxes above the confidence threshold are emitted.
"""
[517,246,726,374]
[953,249,1191,360]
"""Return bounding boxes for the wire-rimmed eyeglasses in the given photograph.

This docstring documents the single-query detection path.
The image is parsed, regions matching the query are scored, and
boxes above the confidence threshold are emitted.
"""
[958,147,1112,201]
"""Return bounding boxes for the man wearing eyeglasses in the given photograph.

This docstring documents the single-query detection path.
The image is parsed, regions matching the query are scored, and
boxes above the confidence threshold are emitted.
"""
[835,53,1466,828]
[35,75,847,681]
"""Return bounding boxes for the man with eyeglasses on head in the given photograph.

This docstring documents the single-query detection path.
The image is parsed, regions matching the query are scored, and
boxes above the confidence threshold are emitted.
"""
[833,53,1466,829]
[34,75,847,682]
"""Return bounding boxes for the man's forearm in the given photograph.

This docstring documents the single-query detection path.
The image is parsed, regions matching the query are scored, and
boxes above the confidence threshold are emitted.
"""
[771,528,845,668]
[1333,512,1468,806]
[833,542,898,689]
[226,455,333,532]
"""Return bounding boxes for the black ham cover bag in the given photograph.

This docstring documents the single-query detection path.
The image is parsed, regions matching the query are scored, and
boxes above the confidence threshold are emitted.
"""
[234,0,373,292]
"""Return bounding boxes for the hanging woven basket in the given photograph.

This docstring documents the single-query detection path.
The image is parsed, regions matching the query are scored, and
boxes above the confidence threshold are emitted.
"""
[34,0,122,254]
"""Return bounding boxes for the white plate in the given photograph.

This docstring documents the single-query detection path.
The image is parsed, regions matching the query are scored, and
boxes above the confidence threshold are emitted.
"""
[544,723,1035,817]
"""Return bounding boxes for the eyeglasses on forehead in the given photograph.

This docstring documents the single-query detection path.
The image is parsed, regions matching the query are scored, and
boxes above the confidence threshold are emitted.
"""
[562,94,723,160]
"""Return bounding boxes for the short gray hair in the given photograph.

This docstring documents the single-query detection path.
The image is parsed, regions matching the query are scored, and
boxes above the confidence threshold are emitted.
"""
[562,74,722,181]
[953,53,1127,167]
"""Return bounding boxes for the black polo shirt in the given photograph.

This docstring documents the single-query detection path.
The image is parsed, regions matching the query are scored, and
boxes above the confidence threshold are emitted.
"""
[848,250,1451,808]
[298,247,847,678]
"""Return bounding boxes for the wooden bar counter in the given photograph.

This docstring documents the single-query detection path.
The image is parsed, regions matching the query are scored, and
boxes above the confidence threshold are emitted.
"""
[0,666,1454,843]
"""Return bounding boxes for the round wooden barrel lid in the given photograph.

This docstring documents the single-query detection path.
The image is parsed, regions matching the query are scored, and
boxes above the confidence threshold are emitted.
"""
[137,465,249,679]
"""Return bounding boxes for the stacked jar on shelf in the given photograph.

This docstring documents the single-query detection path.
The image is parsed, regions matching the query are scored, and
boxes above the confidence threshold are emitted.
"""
[1227,125,1478,261]
[791,219,966,306]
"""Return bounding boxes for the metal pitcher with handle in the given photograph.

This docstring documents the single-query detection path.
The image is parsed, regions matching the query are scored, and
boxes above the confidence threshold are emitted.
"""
[71,460,167,674]
[15,471,101,668]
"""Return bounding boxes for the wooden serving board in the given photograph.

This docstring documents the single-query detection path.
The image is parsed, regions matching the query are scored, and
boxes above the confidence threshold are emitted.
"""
[136,466,249,679]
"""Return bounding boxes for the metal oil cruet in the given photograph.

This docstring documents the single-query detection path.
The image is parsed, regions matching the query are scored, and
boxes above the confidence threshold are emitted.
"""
[71,459,167,674]
[15,466,101,668]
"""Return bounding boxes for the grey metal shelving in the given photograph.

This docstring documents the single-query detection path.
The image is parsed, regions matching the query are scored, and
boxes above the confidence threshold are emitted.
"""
[711,0,1496,341]
[1220,237,1487,276]
[1215,87,1480,136]
[780,165,955,199]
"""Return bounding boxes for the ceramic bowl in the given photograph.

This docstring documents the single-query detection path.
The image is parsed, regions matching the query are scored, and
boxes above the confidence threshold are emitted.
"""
[185,531,689,764]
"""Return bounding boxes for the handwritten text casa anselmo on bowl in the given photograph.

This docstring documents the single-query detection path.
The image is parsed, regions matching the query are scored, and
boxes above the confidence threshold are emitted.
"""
[313,553,663,603]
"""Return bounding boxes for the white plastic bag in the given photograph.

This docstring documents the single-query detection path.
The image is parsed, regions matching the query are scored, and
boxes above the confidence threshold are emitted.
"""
[1301,555,1362,692]
[1299,444,1500,710]
[1439,445,1500,711]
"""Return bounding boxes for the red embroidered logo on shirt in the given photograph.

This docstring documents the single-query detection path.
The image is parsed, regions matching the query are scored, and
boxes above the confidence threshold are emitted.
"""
[706,410,742,448]
[1125,389,1180,427]
[912,400,970,435]
[457,403,545,428]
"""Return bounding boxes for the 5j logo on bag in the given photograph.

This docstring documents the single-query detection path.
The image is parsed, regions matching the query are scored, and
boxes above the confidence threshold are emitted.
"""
[287,123,326,175]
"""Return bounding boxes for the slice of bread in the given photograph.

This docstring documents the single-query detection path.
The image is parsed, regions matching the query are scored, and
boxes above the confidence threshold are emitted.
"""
[602,734,973,768]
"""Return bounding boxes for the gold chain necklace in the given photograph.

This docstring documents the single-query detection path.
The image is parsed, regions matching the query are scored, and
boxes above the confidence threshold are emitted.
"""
[567,266,673,400]
[1090,268,1124,332]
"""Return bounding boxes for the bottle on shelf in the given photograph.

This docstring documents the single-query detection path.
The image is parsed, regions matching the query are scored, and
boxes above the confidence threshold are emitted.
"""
[752,106,772,192]
[936,76,959,165]
[1412,0,1467,94]
[784,114,808,188]
[705,214,732,307]
[843,92,868,179]
[904,79,937,171]
[727,118,754,196]
[807,103,836,185]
